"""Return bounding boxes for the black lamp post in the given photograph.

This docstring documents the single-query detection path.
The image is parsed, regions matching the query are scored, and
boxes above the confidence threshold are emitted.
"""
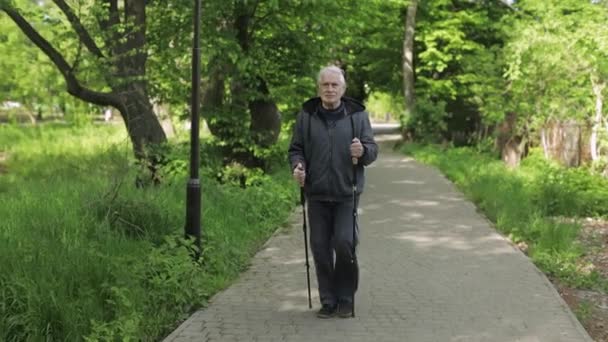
[185,0,202,252]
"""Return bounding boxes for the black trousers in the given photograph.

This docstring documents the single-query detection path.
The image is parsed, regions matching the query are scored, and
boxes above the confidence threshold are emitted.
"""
[307,199,358,306]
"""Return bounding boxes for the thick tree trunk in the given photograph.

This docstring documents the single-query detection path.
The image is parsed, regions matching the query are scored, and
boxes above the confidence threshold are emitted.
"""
[234,2,281,149]
[402,0,417,116]
[110,0,166,161]
[249,78,280,148]
[542,120,582,167]
[591,78,605,161]
[116,83,166,159]
[496,112,525,167]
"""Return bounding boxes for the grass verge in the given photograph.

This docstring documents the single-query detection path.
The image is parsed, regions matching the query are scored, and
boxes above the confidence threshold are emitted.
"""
[400,143,608,292]
[0,123,298,341]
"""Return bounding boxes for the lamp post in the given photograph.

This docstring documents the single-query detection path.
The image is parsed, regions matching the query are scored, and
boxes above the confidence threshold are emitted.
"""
[185,0,202,253]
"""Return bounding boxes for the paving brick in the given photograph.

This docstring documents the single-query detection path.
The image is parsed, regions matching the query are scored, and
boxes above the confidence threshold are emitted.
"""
[163,140,592,342]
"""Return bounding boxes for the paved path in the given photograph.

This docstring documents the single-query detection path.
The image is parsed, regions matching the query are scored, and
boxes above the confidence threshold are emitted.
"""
[164,138,592,342]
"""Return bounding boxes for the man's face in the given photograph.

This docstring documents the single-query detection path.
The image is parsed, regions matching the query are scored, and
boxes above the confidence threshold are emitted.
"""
[318,72,346,109]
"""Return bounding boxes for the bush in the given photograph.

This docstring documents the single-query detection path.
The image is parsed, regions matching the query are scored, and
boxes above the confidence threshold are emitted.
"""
[522,151,608,217]
[404,98,447,143]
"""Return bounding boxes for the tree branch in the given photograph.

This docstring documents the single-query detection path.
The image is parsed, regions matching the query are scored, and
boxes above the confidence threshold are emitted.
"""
[248,0,261,38]
[99,0,120,54]
[99,0,120,29]
[72,35,84,72]
[52,0,104,58]
[234,2,251,52]
[249,12,272,37]
[1,5,122,109]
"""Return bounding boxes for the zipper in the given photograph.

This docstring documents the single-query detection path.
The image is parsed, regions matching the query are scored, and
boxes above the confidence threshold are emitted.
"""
[329,125,333,164]
[315,113,332,198]
[327,122,334,198]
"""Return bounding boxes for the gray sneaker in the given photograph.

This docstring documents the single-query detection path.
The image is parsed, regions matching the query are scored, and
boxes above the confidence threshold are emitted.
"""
[316,304,337,318]
[337,302,353,318]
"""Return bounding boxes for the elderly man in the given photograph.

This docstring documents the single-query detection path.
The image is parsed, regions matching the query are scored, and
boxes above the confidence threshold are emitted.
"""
[288,65,378,318]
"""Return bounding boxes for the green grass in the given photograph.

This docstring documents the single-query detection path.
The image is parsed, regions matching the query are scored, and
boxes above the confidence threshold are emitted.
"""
[0,123,298,341]
[574,300,594,324]
[401,143,608,292]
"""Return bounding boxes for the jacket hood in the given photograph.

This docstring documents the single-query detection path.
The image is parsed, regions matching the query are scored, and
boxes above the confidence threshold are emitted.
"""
[301,96,365,115]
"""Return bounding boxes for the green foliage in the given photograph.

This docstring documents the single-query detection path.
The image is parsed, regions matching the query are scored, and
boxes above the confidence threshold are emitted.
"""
[92,192,174,242]
[405,98,447,142]
[147,0,370,150]
[402,143,608,290]
[521,151,608,217]
[533,251,604,290]
[408,0,510,142]
[334,0,406,97]
[217,162,266,187]
[0,124,298,340]
[366,91,403,122]
[504,0,608,133]
[0,1,104,122]
[574,300,594,324]
[4,0,606,155]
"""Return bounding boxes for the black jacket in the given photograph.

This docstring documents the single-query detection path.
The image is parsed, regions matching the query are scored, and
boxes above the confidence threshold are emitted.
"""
[288,97,378,202]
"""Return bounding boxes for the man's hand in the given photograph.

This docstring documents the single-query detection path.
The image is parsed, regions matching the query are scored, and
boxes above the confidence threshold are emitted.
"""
[350,138,364,161]
[293,162,306,187]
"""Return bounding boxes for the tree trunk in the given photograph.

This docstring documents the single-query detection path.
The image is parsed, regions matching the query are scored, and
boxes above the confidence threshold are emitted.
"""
[111,0,166,157]
[503,137,522,168]
[116,83,166,159]
[201,60,227,138]
[194,1,283,168]
[402,0,417,116]
[591,77,605,161]
[1,0,166,170]
[249,77,280,148]
[562,121,582,167]
[541,128,549,159]
[496,112,525,167]
[542,120,581,167]
[496,112,516,158]
[234,1,280,145]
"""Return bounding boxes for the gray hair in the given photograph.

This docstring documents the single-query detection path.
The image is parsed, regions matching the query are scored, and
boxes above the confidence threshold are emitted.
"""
[317,65,346,85]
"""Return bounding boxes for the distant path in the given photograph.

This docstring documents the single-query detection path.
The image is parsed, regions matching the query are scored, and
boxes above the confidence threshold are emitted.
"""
[372,122,400,135]
[164,136,592,342]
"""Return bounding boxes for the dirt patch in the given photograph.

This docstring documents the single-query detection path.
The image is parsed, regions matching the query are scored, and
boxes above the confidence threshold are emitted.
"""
[572,218,608,341]
[530,218,608,342]
[555,282,608,342]
[579,218,608,280]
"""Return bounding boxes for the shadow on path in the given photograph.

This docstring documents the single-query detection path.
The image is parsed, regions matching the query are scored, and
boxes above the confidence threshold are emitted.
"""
[164,138,592,342]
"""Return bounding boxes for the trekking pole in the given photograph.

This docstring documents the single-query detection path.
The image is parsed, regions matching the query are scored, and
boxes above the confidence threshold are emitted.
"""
[351,116,359,318]
[351,158,358,318]
[300,188,313,309]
